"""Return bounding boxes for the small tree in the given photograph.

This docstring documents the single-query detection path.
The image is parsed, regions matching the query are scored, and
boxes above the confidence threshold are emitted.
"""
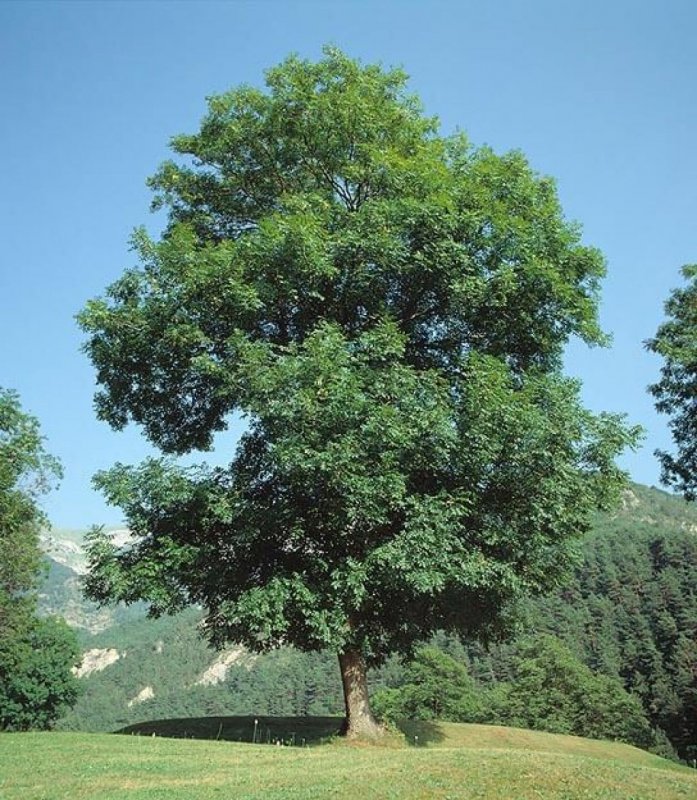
[0,617,80,731]
[373,646,480,723]
[647,265,697,499]
[0,388,80,730]
[78,48,638,737]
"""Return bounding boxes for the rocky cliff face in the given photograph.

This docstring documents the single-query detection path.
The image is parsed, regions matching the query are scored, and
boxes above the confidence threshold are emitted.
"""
[74,648,122,678]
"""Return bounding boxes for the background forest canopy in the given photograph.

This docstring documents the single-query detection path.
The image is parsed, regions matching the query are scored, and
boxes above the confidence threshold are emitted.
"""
[1,46,695,759]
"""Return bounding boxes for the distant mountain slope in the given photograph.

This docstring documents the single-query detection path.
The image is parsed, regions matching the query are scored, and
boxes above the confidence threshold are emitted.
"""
[38,554,144,633]
[56,608,344,733]
[38,528,144,632]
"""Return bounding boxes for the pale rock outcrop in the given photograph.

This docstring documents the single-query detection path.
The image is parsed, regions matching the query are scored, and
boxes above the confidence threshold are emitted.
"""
[74,648,121,678]
[195,647,246,686]
[128,686,155,707]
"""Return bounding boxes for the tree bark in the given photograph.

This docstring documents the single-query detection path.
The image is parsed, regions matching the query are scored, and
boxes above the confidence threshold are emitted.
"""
[338,647,383,739]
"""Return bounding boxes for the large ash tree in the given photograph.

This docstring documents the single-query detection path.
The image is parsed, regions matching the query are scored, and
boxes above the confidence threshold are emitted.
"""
[79,48,638,737]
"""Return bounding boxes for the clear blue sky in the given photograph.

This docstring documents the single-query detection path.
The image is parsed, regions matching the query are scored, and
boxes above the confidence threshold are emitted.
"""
[1,1,695,527]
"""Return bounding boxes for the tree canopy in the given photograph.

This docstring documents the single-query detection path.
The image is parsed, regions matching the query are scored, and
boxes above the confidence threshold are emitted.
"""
[78,47,639,736]
[0,388,61,637]
[0,388,80,730]
[647,264,697,499]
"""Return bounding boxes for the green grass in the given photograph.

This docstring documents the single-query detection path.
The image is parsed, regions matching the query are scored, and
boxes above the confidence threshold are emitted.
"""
[1,719,696,799]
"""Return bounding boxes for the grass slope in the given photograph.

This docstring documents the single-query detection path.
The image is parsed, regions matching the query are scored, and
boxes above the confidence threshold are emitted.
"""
[2,721,695,800]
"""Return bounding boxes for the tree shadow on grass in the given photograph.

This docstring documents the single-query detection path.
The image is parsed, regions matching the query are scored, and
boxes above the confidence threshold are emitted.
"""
[395,719,446,746]
[115,715,445,748]
[115,715,343,746]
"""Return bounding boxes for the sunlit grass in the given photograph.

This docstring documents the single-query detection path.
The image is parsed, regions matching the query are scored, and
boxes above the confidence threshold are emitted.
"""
[2,720,696,799]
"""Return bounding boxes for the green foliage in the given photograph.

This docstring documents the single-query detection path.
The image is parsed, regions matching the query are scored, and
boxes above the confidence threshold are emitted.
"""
[77,49,638,726]
[57,608,344,733]
[373,646,479,723]
[0,388,61,635]
[0,389,79,730]
[56,484,696,758]
[373,634,656,751]
[0,617,80,731]
[480,636,655,749]
[58,609,217,732]
[647,264,697,498]
[374,487,696,757]
[562,497,695,760]
[464,485,697,760]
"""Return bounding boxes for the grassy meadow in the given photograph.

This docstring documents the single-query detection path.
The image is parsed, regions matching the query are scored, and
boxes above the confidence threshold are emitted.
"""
[2,719,696,800]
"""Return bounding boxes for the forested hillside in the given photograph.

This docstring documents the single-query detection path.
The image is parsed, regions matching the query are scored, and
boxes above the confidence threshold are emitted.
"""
[49,484,696,760]
[461,484,697,760]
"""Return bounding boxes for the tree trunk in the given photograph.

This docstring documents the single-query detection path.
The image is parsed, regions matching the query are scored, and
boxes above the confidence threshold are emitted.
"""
[338,647,383,739]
